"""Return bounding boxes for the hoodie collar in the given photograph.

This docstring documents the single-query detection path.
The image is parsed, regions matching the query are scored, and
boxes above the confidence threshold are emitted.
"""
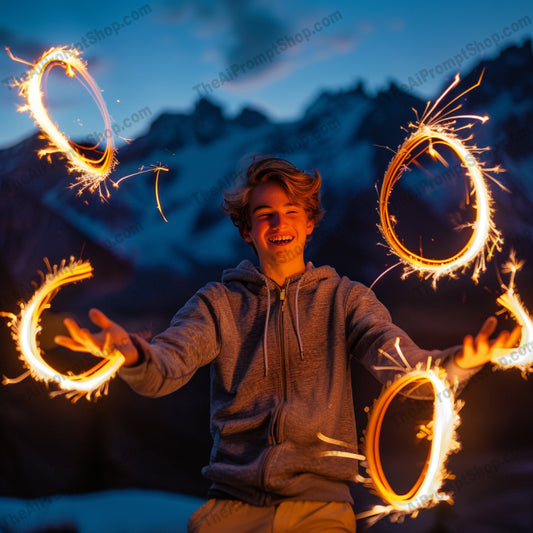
[221,259,338,293]
[221,260,339,376]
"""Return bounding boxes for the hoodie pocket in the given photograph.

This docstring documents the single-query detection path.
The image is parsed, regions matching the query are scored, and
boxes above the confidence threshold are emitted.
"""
[212,412,273,465]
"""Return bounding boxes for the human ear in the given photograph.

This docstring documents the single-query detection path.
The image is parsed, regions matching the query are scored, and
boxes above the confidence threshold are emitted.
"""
[306,219,315,236]
[242,227,253,243]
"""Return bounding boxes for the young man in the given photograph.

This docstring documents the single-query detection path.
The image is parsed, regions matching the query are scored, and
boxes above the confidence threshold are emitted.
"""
[55,156,519,533]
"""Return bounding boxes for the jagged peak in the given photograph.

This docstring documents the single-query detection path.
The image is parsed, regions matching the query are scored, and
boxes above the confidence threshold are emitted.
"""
[302,80,370,121]
[233,107,270,128]
[193,97,225,120]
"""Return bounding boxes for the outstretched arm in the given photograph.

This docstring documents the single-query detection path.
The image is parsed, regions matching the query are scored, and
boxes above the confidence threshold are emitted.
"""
[455,316,522,369]
[54,283,223,398]
[54,308,140,367]
[347,281,522,397]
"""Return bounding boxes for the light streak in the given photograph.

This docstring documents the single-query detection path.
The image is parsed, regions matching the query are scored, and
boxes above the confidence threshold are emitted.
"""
[317,340,462,523]
[7,46,169,221]
[6,46,117,198]
[379,72,504,287]
[360,356,462,522]
[113,164,169,222]
[492,254,533,375]
[317,432,365,461]
[1,258,125,401]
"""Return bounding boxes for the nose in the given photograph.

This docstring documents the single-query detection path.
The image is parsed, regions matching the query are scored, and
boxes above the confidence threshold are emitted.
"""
[271,211,285,228]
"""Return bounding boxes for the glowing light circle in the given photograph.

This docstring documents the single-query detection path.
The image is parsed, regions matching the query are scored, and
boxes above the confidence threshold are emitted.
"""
[492,288,533,374]
[364,369,460,515]
[381,129,490,280]
[378,73,502,286]
[10,46,116,196]
[2,258,124,401]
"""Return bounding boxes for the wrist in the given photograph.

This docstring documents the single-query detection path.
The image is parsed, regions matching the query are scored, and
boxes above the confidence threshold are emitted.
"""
[122,347,140,367]
[454,353,468,369]
[122,334,146,367]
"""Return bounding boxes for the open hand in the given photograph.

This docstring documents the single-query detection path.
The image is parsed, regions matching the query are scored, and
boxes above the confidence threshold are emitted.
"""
[455,316,522,369]
[54,308,139,366]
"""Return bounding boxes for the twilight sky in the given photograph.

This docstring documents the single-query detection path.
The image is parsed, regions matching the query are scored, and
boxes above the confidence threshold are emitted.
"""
[1,0,532,149]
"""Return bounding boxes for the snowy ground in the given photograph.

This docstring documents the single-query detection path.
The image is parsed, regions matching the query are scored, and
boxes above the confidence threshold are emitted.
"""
[1,449,532,533]
[0,490,205,533]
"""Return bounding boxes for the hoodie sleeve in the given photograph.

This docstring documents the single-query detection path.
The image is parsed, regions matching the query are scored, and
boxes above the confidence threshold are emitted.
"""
[118,282,222,397]
[345,280,479,399]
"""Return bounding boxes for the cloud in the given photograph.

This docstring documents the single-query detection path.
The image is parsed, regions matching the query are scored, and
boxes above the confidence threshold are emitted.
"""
[157,0,289,79]
[314,33,359,56]
[220,59,296,93]
[224,0,289,66]
[156,1,227,27]
[0,28,48,61]
[161,1,358,92]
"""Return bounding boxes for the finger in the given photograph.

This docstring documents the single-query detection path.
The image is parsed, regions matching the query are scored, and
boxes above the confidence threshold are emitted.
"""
[63,318,88,345]
[78,328,104,354]
[474,319,498,355]
[100,332,115,359]
[505,325,523,349]
[89,308,111,329]
[462,334,474,360]
[491,330,510,350]
[477,316,498,340]
[54,335,91,353]
[62,318,103,354]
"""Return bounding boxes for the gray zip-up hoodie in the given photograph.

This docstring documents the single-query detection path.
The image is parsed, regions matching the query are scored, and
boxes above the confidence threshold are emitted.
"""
[119,260,476,506]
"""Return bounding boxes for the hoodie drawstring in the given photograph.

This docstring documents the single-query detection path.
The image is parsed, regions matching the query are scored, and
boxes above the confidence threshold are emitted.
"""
[294,276,304,360]
[263,281,271,377]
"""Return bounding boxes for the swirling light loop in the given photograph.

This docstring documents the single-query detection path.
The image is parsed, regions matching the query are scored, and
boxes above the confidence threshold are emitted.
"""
[7,46,117,197]
[2,257,124,401]
[363,367,461,518]
[379,72,504,287]
[492,256,533,375]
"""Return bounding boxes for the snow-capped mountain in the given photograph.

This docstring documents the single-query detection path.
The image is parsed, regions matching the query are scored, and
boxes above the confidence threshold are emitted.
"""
[2,40,533,286]
[0,40,532,520]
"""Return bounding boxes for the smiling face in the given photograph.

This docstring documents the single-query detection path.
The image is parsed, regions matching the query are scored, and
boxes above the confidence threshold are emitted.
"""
[243,181,314,281]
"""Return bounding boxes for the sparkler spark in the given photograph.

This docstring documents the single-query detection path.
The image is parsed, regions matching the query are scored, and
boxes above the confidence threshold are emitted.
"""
[6,46,117,198]
[316,340,463,523]
[7,46,169,221]
[360,356,462,522]
[1,257,125,401]
[379,72,504,287]
[113,164,169,222]
[492,254,533,375]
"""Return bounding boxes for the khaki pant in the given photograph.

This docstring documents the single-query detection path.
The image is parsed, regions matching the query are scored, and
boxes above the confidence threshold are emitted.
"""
[188,499,356,533]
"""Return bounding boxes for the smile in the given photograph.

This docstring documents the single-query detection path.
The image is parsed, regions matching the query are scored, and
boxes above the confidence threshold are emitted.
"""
[268,235,294,245]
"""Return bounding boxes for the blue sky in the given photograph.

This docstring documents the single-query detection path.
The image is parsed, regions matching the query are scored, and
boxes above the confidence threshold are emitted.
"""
[1,0,532,149]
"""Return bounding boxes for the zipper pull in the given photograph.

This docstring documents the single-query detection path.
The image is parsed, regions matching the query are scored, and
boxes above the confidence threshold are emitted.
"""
[280,288,286,306]
[280,280,289,310]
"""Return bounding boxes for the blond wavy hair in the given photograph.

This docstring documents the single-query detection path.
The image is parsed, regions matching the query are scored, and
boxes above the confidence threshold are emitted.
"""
[222,155,324,246]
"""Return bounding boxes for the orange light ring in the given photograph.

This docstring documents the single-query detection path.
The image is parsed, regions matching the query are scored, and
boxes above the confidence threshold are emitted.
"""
[364,369,459,513]
[4,258,124,401]
[492,288,533,373]
[16,47,116,194]
[379,125,498,284]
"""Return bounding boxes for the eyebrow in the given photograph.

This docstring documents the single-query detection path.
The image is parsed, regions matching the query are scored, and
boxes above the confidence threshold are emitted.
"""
[252,203,298,214]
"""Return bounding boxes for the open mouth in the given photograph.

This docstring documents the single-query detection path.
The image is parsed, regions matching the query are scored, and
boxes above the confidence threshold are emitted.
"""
[268,235,294,246]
